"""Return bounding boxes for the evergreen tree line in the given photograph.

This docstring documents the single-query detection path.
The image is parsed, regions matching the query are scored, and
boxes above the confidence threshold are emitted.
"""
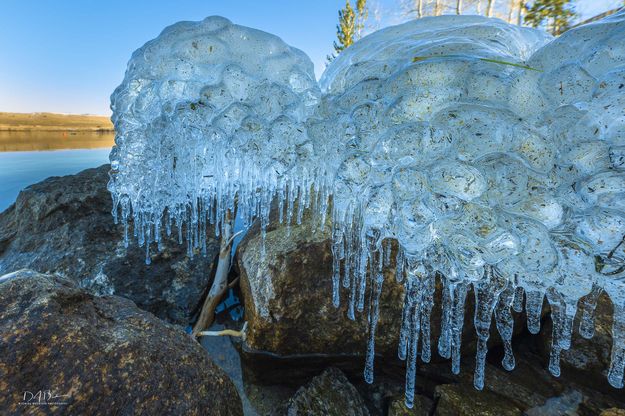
[330,0,624,59]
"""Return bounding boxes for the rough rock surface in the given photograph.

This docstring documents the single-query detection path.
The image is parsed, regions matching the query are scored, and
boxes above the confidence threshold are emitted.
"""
[236,211,525,359]
[237,212,403,357]
[282,367,369,416]
[388,395,433,416]
[0,165,219,325]
[540,292,615,393]
[434,383,522,416]
[0,270,242,416]
[424,342,625,416]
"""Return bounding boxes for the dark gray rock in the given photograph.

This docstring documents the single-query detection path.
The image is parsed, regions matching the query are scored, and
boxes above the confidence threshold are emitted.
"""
[0,269,242,416]
[0,165,219,325]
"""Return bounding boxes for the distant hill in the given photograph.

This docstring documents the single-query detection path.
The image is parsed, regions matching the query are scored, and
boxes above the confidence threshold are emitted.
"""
[0,112,114,132]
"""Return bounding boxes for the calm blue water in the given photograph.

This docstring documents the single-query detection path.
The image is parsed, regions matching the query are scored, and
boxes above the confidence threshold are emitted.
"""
[0,148,111,212]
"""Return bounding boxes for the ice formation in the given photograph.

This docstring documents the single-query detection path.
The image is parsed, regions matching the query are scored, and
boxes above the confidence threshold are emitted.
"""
[108,16,323,257]
[109,12,625,407]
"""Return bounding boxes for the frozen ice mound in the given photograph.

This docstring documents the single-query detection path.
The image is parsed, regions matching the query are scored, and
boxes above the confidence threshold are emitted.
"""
[109,16,323,256]
[109,11,625,408]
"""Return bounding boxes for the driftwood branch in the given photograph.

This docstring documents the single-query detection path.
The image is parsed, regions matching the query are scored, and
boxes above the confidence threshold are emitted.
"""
[197,322,248,339]
[192,209,236,337]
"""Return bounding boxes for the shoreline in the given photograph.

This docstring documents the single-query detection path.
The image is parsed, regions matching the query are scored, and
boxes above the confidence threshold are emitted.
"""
[0,127,114,132]
[0,112,114,133]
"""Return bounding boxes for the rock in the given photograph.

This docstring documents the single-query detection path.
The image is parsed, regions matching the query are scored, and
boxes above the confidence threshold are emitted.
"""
[236,210,526,360]
[282,367,370,416]
[236,211,403,358]
[388,395,433,416]
[0,165,219,325]
[538,291,617,394]
[425,341,625,416]
[0,270,242,416]
[434,383,523,416]
[601,409,625,416]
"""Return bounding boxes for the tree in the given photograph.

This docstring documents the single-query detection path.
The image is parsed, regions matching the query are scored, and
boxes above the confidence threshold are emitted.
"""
[517,0,526,25]
[328,0,368,61]
[435,0,443,15]
[524,0,576,35]
[356,0,369,37]
[486,0,496,16]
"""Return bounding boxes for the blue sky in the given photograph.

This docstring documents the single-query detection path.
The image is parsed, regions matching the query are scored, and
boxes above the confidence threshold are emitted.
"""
[0,0,620,115]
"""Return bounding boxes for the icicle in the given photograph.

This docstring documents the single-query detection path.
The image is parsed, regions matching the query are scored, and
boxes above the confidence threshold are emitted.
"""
[398,277,417,360]
[404,276,421,410]
[347,271,357,321]
[278,190,285,224]
[580,284,602,339]
[450,282,468,375]
[608,303,625,389]
[331,231,343,308]
[512,285,524,313]
[525,289,544,334]
[384,240,392,268]
[331,247,341,308]
[495,282,516,371]
[473,266,506,390]
[419,273,435,363]
[438,280,453,360]
[144,222,152,265]
[123,222,130,248]
[546,289,565,377]
[396,249,405,283]
[364,271,384,384]
[356,246,370,312]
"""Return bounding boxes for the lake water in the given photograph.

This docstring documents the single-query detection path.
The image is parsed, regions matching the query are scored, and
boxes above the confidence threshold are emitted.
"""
[0,131,114,211]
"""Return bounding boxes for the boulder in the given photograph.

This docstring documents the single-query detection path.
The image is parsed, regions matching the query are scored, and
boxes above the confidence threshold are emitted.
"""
[425,342,625,416]
[0,270,242,416]
[538,291,620,396]
[388,395,433,416]
[236,210,526,361]
[0,165,219,325]
[236,211,403,358]
[282,367,369,416]
[434,383,522,416]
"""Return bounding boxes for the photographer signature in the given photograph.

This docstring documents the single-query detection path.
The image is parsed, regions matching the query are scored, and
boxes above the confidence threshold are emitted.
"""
[19,390,70,406]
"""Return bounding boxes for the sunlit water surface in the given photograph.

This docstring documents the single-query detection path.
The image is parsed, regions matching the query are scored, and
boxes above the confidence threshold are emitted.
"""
[0,148,111,212]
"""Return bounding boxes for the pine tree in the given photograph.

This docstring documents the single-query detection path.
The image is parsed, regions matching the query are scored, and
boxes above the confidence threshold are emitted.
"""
[524,0,576,35]
[328,0,367,62]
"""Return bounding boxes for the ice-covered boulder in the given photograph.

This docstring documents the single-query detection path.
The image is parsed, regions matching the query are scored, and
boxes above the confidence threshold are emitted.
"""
[109,16,324,260]
[317,12,625,403]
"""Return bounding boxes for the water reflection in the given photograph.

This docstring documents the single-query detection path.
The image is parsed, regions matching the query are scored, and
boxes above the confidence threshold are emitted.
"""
[0,148,111,211]
[0,130,115,152]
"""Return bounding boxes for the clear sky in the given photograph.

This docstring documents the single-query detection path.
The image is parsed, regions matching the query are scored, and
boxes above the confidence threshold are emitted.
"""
[0,0,620,115]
